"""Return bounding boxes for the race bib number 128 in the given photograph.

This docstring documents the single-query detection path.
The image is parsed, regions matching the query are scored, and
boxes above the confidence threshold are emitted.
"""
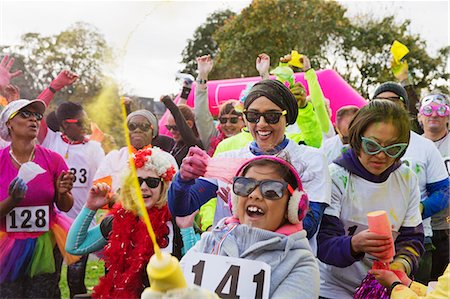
[181,252,271,299]
[6,206,49,232]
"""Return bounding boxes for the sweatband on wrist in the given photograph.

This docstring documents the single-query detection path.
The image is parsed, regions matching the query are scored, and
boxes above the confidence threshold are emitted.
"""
[180,86,191,99]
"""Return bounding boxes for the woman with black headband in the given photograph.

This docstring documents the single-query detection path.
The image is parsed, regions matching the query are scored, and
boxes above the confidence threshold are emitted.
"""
[168,79,331,242]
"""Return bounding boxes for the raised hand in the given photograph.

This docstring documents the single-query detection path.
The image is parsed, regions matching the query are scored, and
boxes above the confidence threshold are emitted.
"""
[50,70,79,91]
[8,177,27,204]
[300,55,311,72]
[0,56,23,88]
[56,170,75,195]
[256,53,270,79]
[196,55,213,79]
[179,147,209,181]
[176,210,199,229]
[86,183,111,211]
[217,185,230,203]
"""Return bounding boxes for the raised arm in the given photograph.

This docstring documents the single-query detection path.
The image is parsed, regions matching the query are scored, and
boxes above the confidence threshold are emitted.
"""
[37,70,79,143]
[0,55,22,89]
[256,53,270,80]
[194,55,216,150]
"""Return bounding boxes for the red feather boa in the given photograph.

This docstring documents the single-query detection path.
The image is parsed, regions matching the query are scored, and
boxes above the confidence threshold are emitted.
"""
[93,204,172,299]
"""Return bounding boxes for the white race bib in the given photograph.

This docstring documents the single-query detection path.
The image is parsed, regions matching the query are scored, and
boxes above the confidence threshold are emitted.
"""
[6,205,49,232]
[70,167,89,187]
[181,252,271,299]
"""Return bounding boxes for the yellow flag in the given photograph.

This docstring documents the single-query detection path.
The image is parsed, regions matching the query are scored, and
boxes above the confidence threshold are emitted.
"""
[390,40,409,63]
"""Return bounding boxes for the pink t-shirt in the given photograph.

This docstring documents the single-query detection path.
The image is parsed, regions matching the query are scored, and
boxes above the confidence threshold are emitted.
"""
[0,145,68,236]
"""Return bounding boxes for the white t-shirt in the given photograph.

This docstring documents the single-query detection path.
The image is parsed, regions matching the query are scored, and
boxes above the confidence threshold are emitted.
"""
[322,119,336,142]
[402,131,448,236]
[319,163,422,298]
[41,130,105,220]
[321,134,349,164]
[218,139,331,205]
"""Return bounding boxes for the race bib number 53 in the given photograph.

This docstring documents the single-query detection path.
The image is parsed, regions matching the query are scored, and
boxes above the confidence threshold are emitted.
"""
[6,206,49,232]
[181,252,271,299]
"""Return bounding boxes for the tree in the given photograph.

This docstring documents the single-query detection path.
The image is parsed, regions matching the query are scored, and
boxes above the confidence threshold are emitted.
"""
[1,22,114,104]
[180,9,236,76]
[186,0,449,97]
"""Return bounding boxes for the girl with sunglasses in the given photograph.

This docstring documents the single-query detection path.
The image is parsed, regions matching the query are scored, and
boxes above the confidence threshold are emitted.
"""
[179,156,319,298]
[0,99,78,298]
[317,100,425,299]
[66,147,183,298]
[194,55,245,156]
[169,79,330,243]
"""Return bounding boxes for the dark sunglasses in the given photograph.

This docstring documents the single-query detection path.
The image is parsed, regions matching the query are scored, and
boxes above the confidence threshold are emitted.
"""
[128,122,152,132]
[138,177,162,188]
[165,125,178,131]
[232,176,293,200]
[243,110,287,125]
[219,116,241,124]
[16,110,43,121]
[361,137,408,158]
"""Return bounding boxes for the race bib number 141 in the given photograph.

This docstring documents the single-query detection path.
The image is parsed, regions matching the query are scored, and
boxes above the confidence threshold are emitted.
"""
[181,252,271,299]
[6,206,49,232]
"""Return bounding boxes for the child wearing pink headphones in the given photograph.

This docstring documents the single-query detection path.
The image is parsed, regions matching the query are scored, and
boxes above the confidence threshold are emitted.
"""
[177,156,320,298]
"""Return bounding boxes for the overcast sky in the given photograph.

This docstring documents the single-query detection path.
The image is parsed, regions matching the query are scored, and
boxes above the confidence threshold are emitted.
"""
[0,0,448,99]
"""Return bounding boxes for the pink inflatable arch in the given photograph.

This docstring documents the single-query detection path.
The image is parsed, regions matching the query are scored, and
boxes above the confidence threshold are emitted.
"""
[159,69,367,136]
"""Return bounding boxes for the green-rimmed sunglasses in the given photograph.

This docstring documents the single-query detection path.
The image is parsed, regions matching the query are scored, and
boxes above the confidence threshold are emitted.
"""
[361,137,408,158]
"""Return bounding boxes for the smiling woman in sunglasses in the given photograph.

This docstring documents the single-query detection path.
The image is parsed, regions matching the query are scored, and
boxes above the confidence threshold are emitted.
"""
[66,147,182,298]
[168,79,330,244]
[317,100,425,299]
[179,156,319,298]
[0,99,78,298]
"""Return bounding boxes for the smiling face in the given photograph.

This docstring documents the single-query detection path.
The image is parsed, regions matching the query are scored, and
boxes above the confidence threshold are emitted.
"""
[219,112,245,137]
[236,164,289,231]
[358,121,399,175]
[7,104,42,141]
[136,168,162,209]
[419,102,449,135]
[128,115,153,150]
[245,96,287,152]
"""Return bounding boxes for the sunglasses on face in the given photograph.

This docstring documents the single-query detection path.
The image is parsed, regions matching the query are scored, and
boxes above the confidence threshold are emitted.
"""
[218,116,241,124]
[138,177,162,188]
[165,125,178,132]
[232,176,293,200]
[12,110,43,121]
[128,122,152,132]
[419,104,450,117]
[361,137,408,158]
[243,110,287,125]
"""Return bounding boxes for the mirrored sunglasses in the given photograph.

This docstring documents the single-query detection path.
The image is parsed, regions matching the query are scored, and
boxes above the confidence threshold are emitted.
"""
[138,177,162,188]
[11,110,44,121]
[243,110,287,125]
[128,122,152,132]
[421,94,450,107]
[419,104,450,117]
[232,176,293,200]
[219,116,240,124]
[361,137,408,158]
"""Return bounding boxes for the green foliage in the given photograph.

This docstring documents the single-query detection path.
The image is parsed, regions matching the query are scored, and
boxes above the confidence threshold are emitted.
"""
[59,259,105,298]
[183,0,449,98]
[180,9,236,76]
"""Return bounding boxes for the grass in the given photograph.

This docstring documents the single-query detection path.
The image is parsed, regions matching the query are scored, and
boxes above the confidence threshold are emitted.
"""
[59,259,105,299]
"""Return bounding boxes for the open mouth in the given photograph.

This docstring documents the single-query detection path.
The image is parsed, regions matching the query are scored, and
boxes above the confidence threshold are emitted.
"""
[256,130,272,140]
[246,205,265,217]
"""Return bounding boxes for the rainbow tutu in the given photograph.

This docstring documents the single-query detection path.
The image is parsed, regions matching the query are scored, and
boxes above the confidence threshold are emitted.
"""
[0,211,80,284]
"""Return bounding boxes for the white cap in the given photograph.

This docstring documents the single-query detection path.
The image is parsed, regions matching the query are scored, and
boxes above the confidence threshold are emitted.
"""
[0,99,46,141]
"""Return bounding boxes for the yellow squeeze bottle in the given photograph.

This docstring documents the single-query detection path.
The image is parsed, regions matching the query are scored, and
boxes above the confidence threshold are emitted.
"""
[147,252,187,292]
